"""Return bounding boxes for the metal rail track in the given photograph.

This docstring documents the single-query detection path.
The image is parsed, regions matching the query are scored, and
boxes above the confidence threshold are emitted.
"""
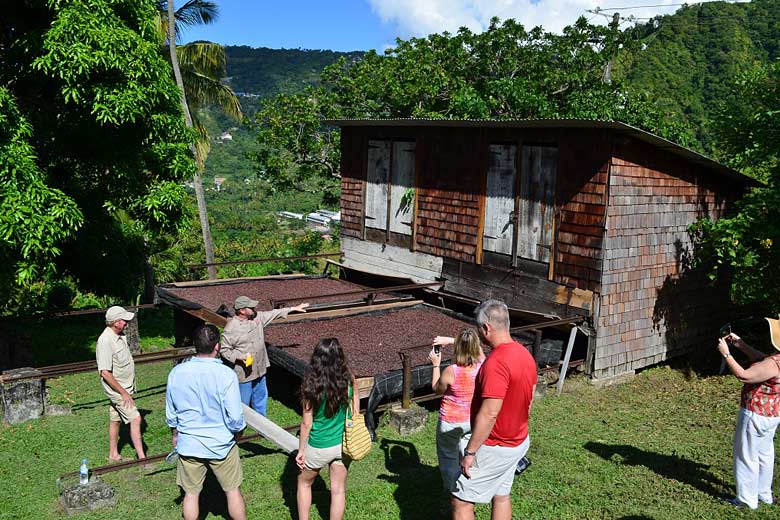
[186,252,340,270]
[1,348,195,385]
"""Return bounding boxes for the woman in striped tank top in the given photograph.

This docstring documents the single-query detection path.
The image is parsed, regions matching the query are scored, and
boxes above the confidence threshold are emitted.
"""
[429,329,485,491]
[718,318,780,509]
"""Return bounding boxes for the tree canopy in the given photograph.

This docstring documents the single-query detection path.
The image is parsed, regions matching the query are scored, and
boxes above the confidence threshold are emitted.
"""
[691,62,780,312]
[254,17,693,200]
[0,0,195,312]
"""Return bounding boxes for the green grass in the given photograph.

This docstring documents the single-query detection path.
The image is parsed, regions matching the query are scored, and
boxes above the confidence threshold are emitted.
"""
[1,341,777,518]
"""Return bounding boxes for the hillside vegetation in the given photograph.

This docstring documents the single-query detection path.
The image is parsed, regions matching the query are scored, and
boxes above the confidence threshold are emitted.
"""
[615,0,780,154]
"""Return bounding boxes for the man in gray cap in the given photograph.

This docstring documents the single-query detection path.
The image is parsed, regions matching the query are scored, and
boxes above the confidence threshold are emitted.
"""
[220,296,309,416]
[96,305,147,462]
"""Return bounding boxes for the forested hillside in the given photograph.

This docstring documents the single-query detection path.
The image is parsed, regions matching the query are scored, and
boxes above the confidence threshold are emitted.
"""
[617,0,780,154]
[224,46,363,99]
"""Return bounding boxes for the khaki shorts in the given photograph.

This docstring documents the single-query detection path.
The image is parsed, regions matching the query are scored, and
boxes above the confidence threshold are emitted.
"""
[304,443,349,471]
[177,444,243,494]
[108,398,140,424]
[452,435,530,504]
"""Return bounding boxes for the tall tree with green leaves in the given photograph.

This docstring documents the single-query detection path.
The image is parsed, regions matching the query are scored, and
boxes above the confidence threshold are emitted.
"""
[254,17,691,200]
[161,0,242,280]
[691,62,780,313]
[0,0,195,312]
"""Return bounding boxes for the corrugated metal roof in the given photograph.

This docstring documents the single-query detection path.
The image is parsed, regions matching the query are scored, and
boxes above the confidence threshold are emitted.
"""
[324,118,757,186]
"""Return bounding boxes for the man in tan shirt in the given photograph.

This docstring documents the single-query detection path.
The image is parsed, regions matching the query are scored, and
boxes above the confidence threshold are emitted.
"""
[221,295,308,416]
[96,306,146,462]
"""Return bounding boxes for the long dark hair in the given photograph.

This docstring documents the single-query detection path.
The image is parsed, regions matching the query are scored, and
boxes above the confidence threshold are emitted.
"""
[300,338,351,417]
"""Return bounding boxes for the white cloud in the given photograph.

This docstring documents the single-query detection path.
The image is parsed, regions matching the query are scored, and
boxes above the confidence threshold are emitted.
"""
[367,0,745,38]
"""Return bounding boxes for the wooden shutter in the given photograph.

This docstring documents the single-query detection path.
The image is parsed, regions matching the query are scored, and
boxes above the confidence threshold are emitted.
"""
[518,145,557,263]
[483,144,518,255]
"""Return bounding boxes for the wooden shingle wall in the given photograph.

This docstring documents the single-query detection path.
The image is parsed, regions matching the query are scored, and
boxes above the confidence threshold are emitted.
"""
[415,128,483,263]
[593,139,732,379]
[554,133,612,293]
[339,127,365,238]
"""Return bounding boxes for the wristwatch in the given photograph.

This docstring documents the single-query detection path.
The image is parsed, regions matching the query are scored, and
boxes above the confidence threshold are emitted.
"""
[463,448,477,457]
[723,352,731,359]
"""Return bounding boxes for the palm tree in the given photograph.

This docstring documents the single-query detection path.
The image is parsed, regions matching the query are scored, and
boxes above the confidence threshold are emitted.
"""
[161,0,242,279]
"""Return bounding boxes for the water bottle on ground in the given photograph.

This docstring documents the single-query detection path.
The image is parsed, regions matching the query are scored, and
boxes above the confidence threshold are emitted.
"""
[79,458,89,485]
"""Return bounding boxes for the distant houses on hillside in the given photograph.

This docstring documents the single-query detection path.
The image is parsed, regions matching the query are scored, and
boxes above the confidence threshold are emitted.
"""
[279,209,341,233]
[216,131,233,143]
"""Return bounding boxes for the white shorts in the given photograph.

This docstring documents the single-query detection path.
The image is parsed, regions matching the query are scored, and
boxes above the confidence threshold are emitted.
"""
[304,443,349,471]
[452,434,530,504]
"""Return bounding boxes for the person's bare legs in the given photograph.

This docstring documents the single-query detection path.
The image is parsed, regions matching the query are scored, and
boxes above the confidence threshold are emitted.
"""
[451,496,475,520]
[297,467,319,520]
[491,495,511,520]
[108,420,121,460]
[182,492,199,520]
[129,415,146,458]
[328,462,349,520]
[225,488,246,520]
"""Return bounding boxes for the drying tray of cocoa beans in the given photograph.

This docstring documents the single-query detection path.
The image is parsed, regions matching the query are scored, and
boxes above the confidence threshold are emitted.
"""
[159,274,397,313]
[264,303,475,378]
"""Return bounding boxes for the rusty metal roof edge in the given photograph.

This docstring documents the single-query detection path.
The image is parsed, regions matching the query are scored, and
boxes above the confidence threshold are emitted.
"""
[324,118,758,186]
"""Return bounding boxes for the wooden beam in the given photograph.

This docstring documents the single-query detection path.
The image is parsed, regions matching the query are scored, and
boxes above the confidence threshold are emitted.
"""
[556,324,579,396]
[356,376,375,399]
[411,133,421,252]
[164,273,310,288]
[274,300,424,324]
[475,129,488,265]
[186,253,339,270]
[183,307,227,328]
[272,282,442,306]
[242,405,298,454]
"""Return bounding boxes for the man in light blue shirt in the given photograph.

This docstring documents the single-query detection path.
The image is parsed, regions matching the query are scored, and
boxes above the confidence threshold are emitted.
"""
[166,324,247,520]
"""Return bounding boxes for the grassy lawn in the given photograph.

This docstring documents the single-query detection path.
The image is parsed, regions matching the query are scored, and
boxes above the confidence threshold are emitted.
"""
[0,323,776,519]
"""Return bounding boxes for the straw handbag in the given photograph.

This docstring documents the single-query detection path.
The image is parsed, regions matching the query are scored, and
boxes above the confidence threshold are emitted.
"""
[342,400,372,461]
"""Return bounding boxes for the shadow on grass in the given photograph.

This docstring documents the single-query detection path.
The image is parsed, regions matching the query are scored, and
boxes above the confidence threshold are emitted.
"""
[72,383,168,410]
[584,442,729,498]
[173,470,233,519]
[280,452,330,520]
[378,438,442,520]
[239,441,283,460]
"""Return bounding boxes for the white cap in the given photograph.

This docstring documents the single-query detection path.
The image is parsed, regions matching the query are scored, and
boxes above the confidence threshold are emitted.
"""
[106,306,134,322]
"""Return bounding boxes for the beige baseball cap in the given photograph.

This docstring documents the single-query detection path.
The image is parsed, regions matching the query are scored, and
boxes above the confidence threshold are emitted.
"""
[234,295,259,310]
[106,306,134,322]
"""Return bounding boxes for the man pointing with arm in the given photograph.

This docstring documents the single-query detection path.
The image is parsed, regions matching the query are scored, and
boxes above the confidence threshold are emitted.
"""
[221,295,309,416]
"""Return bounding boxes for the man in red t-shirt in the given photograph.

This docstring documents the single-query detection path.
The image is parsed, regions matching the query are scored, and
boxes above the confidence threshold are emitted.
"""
[451,299,537,520]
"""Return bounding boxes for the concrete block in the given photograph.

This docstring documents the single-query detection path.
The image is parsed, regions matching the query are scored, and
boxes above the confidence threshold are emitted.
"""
[59,478,116,516]
[1,368,44,424]
[388,404,428,436]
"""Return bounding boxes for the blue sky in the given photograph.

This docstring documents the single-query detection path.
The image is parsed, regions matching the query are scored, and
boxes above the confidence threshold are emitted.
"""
[182,0,395,52]
[181,0,744,52]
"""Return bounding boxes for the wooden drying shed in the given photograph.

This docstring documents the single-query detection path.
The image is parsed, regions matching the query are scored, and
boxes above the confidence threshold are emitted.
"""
[328,118,756,382]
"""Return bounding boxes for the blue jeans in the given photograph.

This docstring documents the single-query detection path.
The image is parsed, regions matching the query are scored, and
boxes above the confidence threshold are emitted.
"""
[239,375,267,416]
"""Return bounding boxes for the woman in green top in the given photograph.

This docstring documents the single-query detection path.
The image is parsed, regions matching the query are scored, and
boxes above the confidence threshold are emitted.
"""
[296,338,359,520]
